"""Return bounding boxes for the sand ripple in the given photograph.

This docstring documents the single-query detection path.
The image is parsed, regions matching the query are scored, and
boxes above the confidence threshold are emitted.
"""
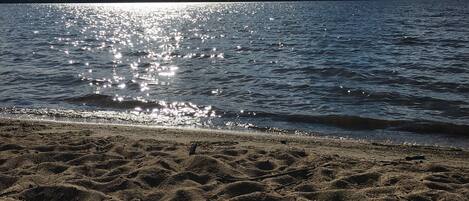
[0,120,468,201]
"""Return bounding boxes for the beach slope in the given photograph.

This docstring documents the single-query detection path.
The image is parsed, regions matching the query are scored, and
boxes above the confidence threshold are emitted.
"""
[0,118,468,201]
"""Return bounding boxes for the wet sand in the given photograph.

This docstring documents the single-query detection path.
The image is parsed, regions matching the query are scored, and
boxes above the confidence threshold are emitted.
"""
[0,118,468,201]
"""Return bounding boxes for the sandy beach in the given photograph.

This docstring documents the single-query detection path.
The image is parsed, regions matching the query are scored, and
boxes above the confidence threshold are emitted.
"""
[0,118,468,201]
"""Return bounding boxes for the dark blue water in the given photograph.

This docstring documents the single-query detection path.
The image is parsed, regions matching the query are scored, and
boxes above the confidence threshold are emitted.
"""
[1,2,469,147]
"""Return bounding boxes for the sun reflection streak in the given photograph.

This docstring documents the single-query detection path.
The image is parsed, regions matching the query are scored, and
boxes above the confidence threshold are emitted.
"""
[53,3,230,125]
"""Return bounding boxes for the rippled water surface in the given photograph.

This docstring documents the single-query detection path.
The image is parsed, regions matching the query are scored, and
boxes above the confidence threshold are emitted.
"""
[1,2,469,147]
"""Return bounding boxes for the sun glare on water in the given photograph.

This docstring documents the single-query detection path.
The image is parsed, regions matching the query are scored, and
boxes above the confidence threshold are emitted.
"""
[54,2,227,125]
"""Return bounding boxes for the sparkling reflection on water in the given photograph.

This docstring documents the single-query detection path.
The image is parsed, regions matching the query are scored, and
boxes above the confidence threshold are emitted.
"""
[1,2,469,147]
[62,3,228,125]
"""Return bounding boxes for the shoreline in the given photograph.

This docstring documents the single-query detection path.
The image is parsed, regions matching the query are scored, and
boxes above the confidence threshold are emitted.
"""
[0,116,372,145]
[2,115,467,150]
[0,1,301,4]
[1,118,468,200]
[3,106,469,149]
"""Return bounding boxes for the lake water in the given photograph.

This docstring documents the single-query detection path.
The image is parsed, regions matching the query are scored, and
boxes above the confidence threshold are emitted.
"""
[1,1,469,148]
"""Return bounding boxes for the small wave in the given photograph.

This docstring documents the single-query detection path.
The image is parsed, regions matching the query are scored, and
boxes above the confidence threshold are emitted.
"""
[0,70,18,76]
[326,88,469,117]
[124,50,150,57]
[0,107,208,126]
[64,94,216,118]
[395,36,429,46]
[64,94,164,110]
[227,111,469,137]
[271,66,369,81]
[437,39,466,48]
[451,53,469,62]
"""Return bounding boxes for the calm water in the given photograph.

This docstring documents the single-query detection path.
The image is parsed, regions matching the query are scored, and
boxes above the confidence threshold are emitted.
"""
[1,2,469,147]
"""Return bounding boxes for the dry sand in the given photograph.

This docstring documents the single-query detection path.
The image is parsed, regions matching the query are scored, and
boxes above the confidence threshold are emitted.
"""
[0,118,468,201]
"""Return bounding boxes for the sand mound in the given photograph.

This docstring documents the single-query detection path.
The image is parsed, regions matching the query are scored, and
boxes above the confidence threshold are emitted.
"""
[132,167,173,187]
[35,162,69,174]
[0,144,24,151]
[331,172,382,188]
[184,155,243,179]
[255,160,277,171]
[229,192,284,201]
[217,181,266,198]
[161,171,210,187]
[0,174,17,191]
[70,177,140,193]
[300,189,367,201]
[426,163,451,172]
[162,187,206,201]
[294,184,317,192]
[20,185,106,201]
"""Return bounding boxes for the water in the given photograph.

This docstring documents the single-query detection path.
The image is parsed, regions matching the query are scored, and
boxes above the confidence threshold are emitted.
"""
[1,1,469,148]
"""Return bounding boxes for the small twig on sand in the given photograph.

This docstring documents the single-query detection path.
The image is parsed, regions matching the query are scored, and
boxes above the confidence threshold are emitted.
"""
[189,143,197,155]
